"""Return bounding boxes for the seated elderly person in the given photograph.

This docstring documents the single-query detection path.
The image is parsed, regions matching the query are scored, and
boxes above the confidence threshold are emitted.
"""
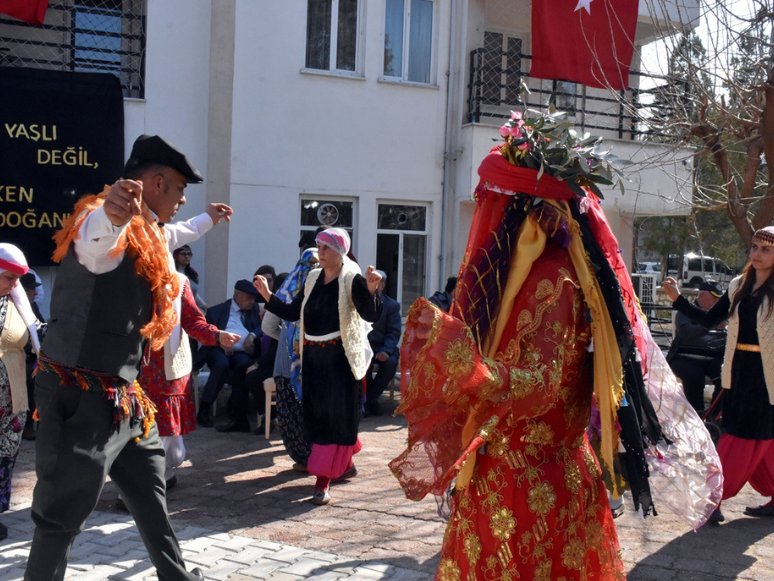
[365,270,401,417]
[195,280,263,427]
[667,279,727,415]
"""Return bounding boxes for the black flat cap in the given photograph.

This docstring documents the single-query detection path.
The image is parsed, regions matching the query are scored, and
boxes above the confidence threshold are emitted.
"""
[129,134,203,183]
[20,273,41,290]
[234,279,259,297]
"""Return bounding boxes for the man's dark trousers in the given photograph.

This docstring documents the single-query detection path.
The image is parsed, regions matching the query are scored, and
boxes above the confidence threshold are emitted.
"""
[200,348,253,405]
[366,353,398,409]
[669,355,723,412]
[25,369,194,581]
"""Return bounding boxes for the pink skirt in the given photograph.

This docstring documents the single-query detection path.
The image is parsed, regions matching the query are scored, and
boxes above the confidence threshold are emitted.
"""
[307,438,362,478]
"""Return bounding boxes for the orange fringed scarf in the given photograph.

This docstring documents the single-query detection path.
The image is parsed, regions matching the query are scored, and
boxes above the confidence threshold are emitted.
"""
[52,187,180,352]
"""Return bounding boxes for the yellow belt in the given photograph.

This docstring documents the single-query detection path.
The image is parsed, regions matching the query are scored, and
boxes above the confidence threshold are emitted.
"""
[736,343,761,353]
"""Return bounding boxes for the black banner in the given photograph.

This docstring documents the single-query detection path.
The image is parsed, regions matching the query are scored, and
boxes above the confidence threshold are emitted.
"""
[0,68,124,265]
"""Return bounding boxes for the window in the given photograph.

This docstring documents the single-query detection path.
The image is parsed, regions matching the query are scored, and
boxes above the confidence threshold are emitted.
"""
[375,204,427,313]
[480,31,522,105]
[0,0,146,98]
[305,0,360,73]
[550,80,577,114]
[383,0,434,84]
[74,1,122,75]
[300,198,355,246]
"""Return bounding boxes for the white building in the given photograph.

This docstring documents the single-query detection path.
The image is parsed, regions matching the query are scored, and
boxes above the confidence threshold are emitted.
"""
[0,0,698,317]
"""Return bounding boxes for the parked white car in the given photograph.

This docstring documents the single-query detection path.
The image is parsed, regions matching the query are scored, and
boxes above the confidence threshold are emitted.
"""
[635,261,662,283]
[666,254,733,288]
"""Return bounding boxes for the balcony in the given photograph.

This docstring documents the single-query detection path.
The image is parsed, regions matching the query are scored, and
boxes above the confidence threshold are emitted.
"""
[457,48,695,218]
[467,47,686,142]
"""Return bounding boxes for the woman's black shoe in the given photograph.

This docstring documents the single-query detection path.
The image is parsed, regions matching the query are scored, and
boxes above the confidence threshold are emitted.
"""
[708,508,725,524]
[744,504,774,517]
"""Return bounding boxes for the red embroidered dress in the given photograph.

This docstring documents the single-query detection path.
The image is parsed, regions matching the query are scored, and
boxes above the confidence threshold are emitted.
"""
[139,281,219,437]
[391,188,625,581]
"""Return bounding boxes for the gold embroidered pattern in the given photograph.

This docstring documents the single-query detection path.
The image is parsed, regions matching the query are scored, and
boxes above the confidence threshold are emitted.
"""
[527,481,557,516]
[438,558,462,581]
[445,337,476,378]
[522,421,554,445]
[534,559,552,581]
[517,309,533,330]
[490,507,516,541]
[463,533,482,565]
[535,279,554,300]
[560,537,585,571]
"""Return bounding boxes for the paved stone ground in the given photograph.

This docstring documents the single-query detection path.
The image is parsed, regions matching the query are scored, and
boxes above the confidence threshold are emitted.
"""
[3,394,774,580]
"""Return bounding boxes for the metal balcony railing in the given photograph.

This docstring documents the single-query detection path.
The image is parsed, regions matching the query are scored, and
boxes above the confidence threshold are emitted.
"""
[0,0,146,99]
[467,47,690,141]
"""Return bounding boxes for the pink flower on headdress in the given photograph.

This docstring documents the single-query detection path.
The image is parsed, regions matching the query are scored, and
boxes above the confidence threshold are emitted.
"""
[517,141,530,151]
[499,125,510,138]
[508,126,522,138]
[511,110,522,121]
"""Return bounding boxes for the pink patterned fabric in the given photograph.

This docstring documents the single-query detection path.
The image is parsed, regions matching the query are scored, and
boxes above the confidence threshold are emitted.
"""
[307,438,362,478]
[316,228,350,257]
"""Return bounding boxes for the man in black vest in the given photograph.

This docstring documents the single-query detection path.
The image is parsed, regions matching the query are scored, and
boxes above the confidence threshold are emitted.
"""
[24,135,208,581]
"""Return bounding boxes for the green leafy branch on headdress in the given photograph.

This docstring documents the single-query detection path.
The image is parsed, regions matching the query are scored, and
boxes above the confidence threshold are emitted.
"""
[498,105,632,199]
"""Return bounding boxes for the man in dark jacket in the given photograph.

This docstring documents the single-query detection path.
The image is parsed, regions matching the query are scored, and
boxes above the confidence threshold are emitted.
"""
[667,280,726,414]
[365,271,402,416]
[195,280,263,427]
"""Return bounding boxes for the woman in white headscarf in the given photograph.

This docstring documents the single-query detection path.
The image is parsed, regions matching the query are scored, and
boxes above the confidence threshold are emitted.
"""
[0,243,41,540]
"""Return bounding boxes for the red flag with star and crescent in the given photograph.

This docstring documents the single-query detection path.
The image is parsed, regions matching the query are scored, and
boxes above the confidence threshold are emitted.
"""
[0,0,49,25]
[531,0,639,90]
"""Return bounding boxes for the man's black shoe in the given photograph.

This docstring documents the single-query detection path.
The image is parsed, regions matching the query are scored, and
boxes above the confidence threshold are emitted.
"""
[216,420,251,433]
[166,475,178,491]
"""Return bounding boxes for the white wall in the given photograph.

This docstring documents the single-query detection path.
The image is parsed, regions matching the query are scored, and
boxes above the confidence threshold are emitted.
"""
[123,0,214,299]
[226,0,451,294]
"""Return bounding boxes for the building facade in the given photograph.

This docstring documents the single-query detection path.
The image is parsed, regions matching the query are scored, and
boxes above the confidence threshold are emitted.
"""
[0,0,699,316]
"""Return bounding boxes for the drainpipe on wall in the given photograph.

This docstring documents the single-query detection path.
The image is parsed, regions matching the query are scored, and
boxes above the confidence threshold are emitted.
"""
[439,0,466,290]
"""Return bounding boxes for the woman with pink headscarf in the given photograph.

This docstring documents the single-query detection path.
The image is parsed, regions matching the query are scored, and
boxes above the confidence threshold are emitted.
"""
[0,243,41,540]
[254,228,383,505]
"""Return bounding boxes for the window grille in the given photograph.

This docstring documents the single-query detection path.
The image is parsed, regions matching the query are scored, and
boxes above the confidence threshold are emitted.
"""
[0,0,146,98]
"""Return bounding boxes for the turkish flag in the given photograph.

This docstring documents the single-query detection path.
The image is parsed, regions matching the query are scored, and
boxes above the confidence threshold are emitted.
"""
[0,0,49,26]
[531,0,639,90]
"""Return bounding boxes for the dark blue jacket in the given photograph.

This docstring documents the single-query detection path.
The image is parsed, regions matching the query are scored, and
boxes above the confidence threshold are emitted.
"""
[205,298,263,337]
[368,294,401,358]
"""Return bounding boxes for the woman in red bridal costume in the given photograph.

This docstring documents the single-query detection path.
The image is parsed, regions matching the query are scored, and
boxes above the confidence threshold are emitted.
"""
[391,110,723,581]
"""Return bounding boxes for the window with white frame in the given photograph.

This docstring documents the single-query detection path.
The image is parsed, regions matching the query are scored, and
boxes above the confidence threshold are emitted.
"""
[375,204,427,313]
[383,0,434,84]
[305,0,360,73]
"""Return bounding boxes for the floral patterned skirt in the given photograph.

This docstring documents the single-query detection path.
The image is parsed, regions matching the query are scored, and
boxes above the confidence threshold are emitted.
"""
[437,430,624,581]
[0,360,25,513]
[275,376,312,466]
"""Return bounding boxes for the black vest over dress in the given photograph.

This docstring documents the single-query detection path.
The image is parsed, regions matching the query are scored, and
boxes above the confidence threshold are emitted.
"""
[42,247,152,383]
